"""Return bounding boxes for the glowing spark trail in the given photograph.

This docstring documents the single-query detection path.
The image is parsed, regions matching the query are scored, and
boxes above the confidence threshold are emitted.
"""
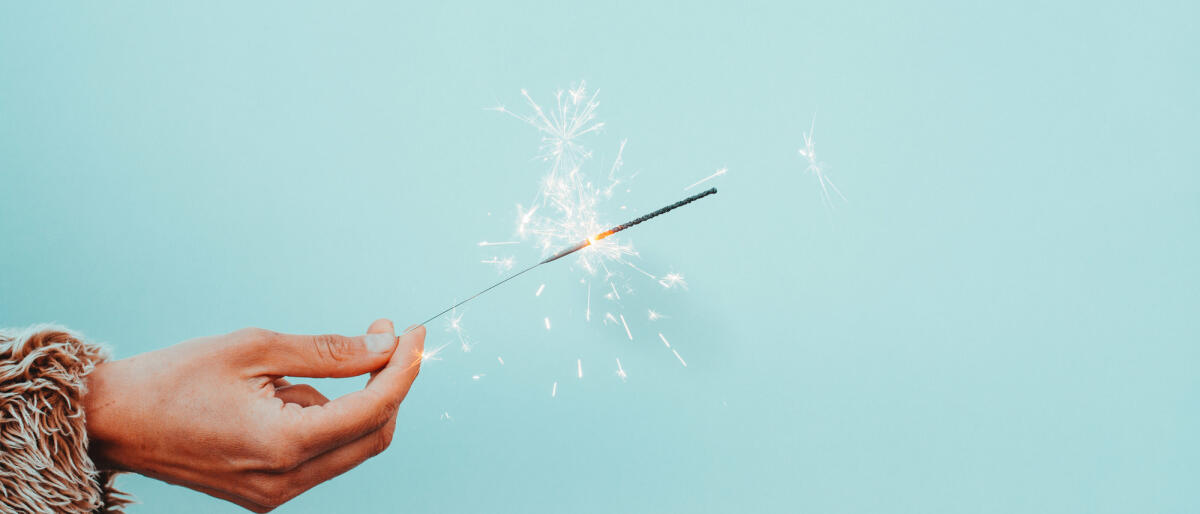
[684,167,727,191]
[615,358,627,382]
[672,349,687,367]
[535,284,546,297]
[405,188,718,333]
[658,332,671,348]
[552,382,558,397]
[478,241,520,247]
[619,314,633,341]
[577,359,583,379]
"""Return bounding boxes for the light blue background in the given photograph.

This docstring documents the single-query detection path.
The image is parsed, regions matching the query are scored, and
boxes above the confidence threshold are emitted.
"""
[2,2,1197,513]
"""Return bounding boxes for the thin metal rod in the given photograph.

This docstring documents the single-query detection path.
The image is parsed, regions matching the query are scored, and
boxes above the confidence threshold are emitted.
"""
[405,260,542,333]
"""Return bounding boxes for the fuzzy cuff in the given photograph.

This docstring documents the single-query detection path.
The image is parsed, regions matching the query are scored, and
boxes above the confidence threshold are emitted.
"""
[0,324,132,513]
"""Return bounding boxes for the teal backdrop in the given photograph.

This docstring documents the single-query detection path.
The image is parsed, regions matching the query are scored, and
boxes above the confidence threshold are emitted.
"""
[2,2,1197,513]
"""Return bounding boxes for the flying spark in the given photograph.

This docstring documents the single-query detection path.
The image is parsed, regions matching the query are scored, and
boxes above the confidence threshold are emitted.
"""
[446,307,470,352]
[577,358,583,379]
[551,381,558,397]
[544,317,552,330]
[535,284,546,296]
[419,342,450,362]
[615,358,627,382]
[481,256,516,273]
[478,240,520,247]
[658,273,687,289]
[684,167,727,191]
[619,314,633,340]
[648,309,667,321]
[799,117,846,209]
[672,349,687,367]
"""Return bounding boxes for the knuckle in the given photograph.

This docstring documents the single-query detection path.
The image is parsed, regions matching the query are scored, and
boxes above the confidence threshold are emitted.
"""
[311,334,355,362]
[261,447,303,472]
[245,478,285,510]
[256,486,293,510]
[234,327,277,343]
[371,396,400,428]
[371,428,394,457]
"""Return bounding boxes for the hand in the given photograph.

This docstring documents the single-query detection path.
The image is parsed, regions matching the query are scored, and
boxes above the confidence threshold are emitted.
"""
[83,319,425,512]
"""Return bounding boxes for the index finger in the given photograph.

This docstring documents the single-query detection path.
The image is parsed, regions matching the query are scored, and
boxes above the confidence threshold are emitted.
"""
[288,325,425,458]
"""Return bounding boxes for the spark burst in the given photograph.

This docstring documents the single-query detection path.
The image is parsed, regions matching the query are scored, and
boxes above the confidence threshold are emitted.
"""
[799,117,846,209]
[474,83,712,384]
[446,307,470,352]
[491,82,645,293]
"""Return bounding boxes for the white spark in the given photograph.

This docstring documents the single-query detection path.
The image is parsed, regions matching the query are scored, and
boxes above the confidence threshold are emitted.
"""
[535,284,546,297]
[544,317,552,330]
[658,332,671,348]
[648,309,667,321]
[619,314,633,340]
[478,240,520,247]
[799,117,846,209]
[615,358,627,381]
[552,381,558,397]
[684,167,727,191]
[446,307,470,352]
[577,358,583,379]
[440,411,452,421]
[481,256,516,273]
[472,373,485,381]
[658,272,688,289]
[497,356,505,365]
[604,312,619,325]
[672,349,688,367]
[419,342,450,362]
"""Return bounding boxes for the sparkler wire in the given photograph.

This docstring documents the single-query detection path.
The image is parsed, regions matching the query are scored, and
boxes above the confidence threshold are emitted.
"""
[404,187,717,334]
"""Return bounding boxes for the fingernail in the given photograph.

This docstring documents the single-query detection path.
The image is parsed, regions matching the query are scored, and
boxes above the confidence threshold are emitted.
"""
[364,332,396,353]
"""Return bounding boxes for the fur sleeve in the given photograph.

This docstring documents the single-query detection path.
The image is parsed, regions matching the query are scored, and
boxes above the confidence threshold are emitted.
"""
[0,325,132,513]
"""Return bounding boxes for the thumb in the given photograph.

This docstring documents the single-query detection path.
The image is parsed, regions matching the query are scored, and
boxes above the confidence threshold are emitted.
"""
[367,319,396,380]
[245,323,398,378]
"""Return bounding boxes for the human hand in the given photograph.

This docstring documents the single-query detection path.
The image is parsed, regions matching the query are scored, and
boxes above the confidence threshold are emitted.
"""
[83,319,425,512]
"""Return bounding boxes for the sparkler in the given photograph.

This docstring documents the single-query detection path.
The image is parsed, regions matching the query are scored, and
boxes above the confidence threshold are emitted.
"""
[406,187,718,334]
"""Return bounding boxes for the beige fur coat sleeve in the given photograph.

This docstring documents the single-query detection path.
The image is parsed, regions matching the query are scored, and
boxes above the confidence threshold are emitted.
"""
[0,325,131,513]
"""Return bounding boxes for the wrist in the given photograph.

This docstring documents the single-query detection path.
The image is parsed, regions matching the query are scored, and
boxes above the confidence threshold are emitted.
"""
[84,360,130,471]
